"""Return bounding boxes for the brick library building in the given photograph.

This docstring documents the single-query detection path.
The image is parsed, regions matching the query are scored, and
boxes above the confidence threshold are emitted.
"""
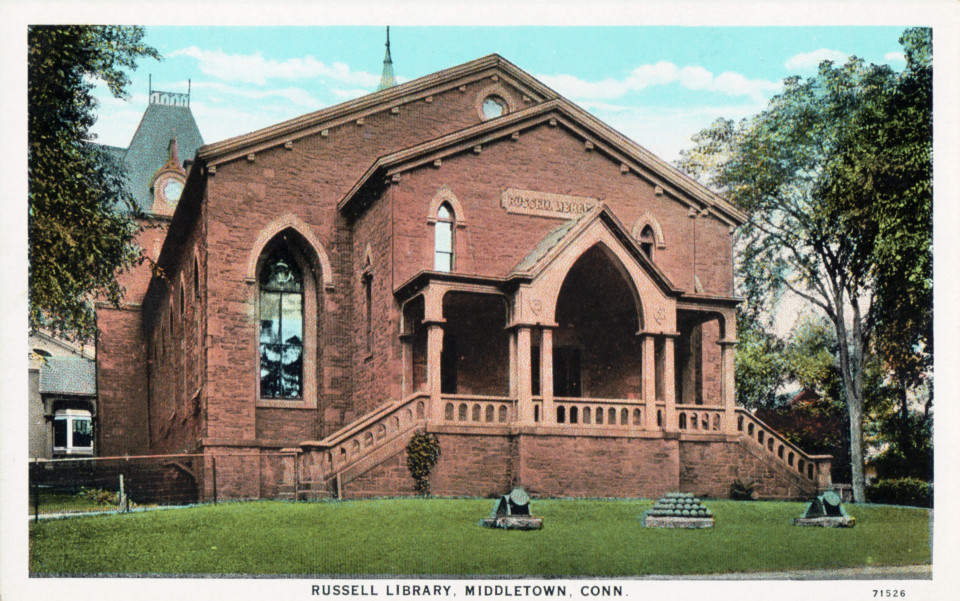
[96,51,833,501]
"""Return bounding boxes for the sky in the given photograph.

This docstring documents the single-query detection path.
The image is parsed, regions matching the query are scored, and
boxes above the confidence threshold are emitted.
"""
[90,26,912,163]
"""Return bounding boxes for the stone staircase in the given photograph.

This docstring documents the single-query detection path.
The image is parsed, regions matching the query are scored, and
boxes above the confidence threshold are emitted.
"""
[735,408,833,493]
[296,392,429,498]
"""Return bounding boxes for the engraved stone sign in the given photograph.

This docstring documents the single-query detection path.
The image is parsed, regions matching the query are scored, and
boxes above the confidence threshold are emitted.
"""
[501,188,598,220]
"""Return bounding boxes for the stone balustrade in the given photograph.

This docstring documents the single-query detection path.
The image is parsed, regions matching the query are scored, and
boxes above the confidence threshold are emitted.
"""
[299,392,428,494]
[441,394,515,426]
[736,408,831,486]
[553,397,645,428]
[676,405,724,432]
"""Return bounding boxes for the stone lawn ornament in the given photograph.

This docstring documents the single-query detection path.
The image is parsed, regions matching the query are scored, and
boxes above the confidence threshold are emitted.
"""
[479,487,543,530]
[642,492,714,528]
[793,490,855,527]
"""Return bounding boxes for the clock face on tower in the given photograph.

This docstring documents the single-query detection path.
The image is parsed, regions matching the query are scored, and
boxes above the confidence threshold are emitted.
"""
[163,179,184,204]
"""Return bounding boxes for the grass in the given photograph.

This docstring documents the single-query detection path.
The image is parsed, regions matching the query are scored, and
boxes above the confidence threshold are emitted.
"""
[29,498,931,576]
[32,492,115,515]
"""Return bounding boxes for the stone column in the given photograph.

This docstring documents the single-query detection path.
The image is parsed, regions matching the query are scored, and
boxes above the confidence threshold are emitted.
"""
[540,328,554,425]
[426,322,444,422]
[663,335,678,432]
[515,326,534,425]
[642,334,657,430]
[720,340,738,433]
[400,335,414,397]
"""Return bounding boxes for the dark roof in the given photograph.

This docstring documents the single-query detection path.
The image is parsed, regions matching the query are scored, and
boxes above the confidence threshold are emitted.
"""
[123,103,203,212]
[39,357,96,397]
[511,210,594,274]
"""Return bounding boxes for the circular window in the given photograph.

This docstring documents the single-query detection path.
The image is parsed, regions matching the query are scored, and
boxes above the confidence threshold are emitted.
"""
[481,96,507,119]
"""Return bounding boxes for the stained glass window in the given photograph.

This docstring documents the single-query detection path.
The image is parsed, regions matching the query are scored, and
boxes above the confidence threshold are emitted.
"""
[259,248,304,399]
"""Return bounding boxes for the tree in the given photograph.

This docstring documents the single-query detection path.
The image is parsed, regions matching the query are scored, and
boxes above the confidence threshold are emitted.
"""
[734,311,787,410]
[823,29,933,465]
[677,47,913,502]
[28,26,159,340]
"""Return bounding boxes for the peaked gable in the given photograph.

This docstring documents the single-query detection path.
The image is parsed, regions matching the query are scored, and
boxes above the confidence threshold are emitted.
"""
[196,54,559,168]
[338,99,746,227]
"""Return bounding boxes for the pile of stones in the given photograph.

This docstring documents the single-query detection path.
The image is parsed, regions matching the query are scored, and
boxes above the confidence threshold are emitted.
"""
[642,492,714,528]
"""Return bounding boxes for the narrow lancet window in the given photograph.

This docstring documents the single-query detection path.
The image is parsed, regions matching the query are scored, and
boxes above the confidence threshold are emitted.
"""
[434,203,455,272]
[259,247,304,399]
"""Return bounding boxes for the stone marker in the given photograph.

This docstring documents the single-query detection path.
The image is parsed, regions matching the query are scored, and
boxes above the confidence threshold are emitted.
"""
[793,490,855,527]
[479,487,543,530]
[642,492,714,528]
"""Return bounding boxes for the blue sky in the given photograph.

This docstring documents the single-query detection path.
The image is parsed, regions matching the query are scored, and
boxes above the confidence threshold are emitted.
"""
[90,26,911,162]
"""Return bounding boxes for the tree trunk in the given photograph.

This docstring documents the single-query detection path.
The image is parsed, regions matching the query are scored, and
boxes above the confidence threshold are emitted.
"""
[846,390,866,502]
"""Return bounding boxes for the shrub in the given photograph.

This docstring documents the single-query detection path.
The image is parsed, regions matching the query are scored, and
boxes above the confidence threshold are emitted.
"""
[405,431,441,496]
[866,478,933,508]
[79,487,118,506]
[729,478,756,501]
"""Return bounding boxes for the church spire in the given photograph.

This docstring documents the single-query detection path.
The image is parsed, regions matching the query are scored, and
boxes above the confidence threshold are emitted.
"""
[376,26,396,91]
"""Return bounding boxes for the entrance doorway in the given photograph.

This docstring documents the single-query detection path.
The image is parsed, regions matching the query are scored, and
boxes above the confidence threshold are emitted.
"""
[553,347,582,397]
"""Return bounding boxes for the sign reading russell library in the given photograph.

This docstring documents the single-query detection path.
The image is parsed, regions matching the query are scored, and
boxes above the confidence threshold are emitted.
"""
[501,188,598,220]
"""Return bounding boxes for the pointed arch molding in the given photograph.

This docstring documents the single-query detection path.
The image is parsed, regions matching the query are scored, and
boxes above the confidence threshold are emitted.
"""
[246,213,335,290]
[426,186,468,227]
[631,211,667,249]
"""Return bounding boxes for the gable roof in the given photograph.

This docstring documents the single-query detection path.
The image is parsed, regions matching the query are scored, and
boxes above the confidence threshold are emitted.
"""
[123,103,204,213]
[508,203,683,295]
[196,54,558,167]
[338,98,747,226]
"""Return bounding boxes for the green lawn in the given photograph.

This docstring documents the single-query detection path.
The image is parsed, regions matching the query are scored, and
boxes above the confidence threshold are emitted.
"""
[29,498,930,576]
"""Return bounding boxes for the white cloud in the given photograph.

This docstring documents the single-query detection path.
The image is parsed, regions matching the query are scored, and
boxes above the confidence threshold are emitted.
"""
[190,81,319,108]
[170,46,380,87]
[784,48,850,71]
[885,51,906,63]
[538,61,780,104]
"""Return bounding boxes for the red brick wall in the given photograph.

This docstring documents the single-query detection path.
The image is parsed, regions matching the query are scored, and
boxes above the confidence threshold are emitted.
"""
[390,122,733,296]
[96,307,149,456]
[679,438,818,499]
[343,450,418,499]
[430,433,517,498]
[517,434,681,498]
[195,77,534,445]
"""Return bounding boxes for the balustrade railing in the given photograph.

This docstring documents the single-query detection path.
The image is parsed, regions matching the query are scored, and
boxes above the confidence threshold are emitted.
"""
[554,397,645,428]
[441,394,515,426]
[676,405,724,432]
[735,408,823,482]
[300,392,428,490]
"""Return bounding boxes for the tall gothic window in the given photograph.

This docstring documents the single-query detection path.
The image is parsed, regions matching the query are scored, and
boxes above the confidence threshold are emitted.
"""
[434,203,455,271]
[259,247,304,398]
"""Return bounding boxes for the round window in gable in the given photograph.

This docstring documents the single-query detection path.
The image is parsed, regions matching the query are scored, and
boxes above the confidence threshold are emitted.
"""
[481,96,507,120]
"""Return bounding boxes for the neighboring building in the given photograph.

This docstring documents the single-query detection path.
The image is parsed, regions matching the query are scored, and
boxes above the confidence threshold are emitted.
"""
[96,53,832,500]
[29,333,96,459]
[27,82,203,462]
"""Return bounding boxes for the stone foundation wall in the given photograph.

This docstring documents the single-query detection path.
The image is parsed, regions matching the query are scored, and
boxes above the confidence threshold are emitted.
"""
[679,437,818,500]
[517,433,680,498]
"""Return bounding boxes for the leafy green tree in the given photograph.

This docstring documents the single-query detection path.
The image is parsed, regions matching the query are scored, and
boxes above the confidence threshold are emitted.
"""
[28,26,159,340]
[822,28,933,462]
[734,312,787,410]
[677,47,911,502]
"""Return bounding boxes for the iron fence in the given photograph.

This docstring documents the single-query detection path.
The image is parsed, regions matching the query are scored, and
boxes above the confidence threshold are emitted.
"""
[29,454,207,521]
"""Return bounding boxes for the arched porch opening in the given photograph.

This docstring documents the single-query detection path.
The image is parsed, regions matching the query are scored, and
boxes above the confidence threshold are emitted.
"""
[552,244,643,400]
[440,292,509,396]
[675,310,725,407]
